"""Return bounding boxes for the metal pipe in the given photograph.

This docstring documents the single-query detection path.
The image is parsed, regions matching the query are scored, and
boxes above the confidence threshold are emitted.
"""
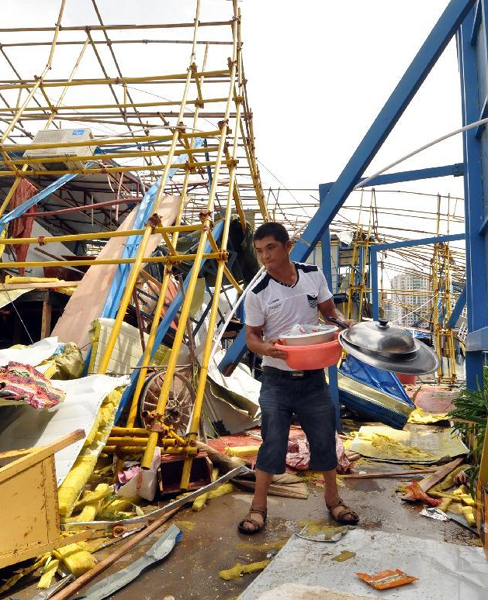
[0,224,203,247]
[0,69,230,91]
[125,20,211,430]
[95,0,203,376]
[141,14,238,471]
[0,158,232,178]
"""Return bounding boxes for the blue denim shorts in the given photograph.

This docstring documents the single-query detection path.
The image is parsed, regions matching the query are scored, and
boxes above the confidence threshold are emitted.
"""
[256,368,338,475]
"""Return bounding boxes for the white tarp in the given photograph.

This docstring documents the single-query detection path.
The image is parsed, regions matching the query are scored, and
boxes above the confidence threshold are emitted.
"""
[0,336,59,367]
[239,529,488,600]
[0,374,128,485]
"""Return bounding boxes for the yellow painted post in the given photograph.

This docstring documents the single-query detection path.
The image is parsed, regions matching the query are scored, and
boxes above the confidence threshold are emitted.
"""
[141,15,239,471]
[125,38,213,428]
[96,0,203,376]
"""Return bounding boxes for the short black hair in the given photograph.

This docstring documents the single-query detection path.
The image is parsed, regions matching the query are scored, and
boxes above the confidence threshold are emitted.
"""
[254,222,289,244]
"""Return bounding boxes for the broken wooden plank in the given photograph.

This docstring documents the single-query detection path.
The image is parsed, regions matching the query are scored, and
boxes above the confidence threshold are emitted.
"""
[401,457,464,502]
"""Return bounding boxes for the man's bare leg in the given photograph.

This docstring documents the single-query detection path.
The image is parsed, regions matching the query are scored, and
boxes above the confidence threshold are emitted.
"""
[323,468,340,507]
[323,467,359,523]
[240,468,273,532]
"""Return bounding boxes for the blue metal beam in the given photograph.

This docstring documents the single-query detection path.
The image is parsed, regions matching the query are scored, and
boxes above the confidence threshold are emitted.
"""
[466,326,488,350]
[219,0,475,374]
[446,285,467,328]
[321,226,340,428]
[370,233,466,320]
[319,163,464,200]
[291,0,475,263]
[458,9,488,388]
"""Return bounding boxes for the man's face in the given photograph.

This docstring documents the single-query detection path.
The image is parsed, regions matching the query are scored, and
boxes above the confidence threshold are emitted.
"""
[254,235,291,270]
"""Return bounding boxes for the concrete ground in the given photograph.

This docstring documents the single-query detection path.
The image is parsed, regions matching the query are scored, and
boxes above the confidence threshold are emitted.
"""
[5,461,479,600]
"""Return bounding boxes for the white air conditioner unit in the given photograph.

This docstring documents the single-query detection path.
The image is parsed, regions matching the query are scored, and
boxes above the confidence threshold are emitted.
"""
[23,128,96,171]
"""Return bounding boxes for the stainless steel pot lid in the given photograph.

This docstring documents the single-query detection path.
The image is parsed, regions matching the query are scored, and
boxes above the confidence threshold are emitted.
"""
[337,320,440,375]
[341,319,417,356]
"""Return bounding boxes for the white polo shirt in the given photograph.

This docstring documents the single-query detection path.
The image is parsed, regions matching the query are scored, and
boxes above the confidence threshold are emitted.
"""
[244,262,333,371]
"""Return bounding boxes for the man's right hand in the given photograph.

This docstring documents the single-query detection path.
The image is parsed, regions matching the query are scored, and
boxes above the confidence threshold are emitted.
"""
[264,338,288,359]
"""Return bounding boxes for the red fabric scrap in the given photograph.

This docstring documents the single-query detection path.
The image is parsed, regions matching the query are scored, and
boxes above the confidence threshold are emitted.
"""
[405,481,441,506]
[8,179,38,274]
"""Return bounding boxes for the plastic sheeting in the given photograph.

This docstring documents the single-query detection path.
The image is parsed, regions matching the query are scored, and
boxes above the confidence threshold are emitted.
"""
[76,524,182,600]
[349,424,469,464]
[338,356,415,429]
[340,355,411,402]
[239,529,488,600]
[0,336,58,368]
[0,374,128,485]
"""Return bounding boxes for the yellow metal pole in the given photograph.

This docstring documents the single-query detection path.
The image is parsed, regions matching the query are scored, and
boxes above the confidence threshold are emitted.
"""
[96,0,203,376]
[179,100,242,489]
[0,224,203,248]
[125,44,212,428]
[141,14,239,471]
[0,158,232,178]
[0,0,67,143]
[0,0,68,219]
[1,253,221,270]
[0,69,230,91]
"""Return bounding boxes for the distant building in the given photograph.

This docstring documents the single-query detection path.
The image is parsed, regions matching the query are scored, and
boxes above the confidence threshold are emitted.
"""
[389,273,431,327]
[382,298,403,324]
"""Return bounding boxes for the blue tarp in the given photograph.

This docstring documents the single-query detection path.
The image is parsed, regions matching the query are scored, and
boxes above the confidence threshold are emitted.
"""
[339,355,411,402]
[338,355,415,429]
[101,138,204,319]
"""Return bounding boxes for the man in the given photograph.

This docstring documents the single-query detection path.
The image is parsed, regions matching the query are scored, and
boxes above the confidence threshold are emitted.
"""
[238,222,359,534]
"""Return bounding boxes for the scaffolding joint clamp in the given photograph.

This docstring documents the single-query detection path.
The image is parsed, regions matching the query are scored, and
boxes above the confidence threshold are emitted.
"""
[199,211,213,229]
[217,119,229,132]
[195,98,205,108]
[146,213,162,230]
[37,235,46,246]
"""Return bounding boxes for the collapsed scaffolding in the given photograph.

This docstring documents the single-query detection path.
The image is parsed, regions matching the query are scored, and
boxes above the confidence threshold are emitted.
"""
[0,0,267,489]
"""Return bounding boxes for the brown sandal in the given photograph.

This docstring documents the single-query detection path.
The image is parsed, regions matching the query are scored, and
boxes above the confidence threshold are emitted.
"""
[327,498,359,525]
[238,506,267,534]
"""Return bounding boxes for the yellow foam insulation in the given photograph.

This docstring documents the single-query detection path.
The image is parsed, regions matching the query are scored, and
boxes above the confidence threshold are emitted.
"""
[39,342,85,380]
[192,467,219,511]
[53,543,96,577]
[4,275,77,294]
[367,433,433,461]
[58,388,123,517]
[207,483,235,499]
[225,445,260,458]
[219,560,270,581]
[74,483,112,511]
[98,496,140,520]
[408,407,449,424]
[37,559,59,589]
[237,538,290,552]
[174,520,196,532]
[0,555,46,595]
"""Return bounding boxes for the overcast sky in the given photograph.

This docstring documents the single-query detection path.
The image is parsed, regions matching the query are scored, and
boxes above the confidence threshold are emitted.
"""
[241,1,462,191]
[1,0,466,243]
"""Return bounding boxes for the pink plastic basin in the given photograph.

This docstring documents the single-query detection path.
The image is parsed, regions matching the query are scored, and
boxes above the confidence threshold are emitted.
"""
[274,333,342,370]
